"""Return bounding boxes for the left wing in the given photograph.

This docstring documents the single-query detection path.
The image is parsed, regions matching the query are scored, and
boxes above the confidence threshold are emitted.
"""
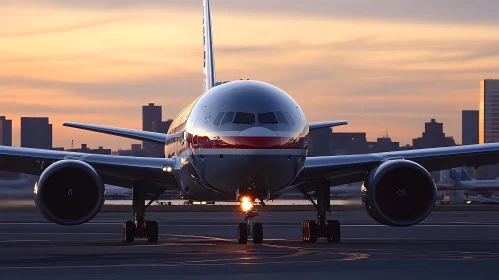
[0,146,177,190]
[309,120,347,131]
[63,122,179,144]
[295,143,499,186]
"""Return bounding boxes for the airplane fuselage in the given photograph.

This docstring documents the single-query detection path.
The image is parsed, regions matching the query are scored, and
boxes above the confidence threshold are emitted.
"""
[165,80,309,201]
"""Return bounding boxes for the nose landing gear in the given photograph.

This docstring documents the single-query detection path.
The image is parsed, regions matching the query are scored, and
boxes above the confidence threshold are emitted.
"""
[237,197,263,244]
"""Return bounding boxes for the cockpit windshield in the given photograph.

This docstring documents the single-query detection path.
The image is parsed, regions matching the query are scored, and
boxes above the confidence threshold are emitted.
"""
[233,112,255,124]
[258,112,278,124]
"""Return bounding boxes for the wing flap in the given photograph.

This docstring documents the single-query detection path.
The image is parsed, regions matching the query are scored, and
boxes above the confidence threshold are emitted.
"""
[63,122,175,144]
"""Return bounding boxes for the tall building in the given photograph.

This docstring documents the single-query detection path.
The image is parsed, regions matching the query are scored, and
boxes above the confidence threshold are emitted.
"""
[368,136,400,153]
[462,110,479,145]
[0,116,12,146]
[412,119,456,149]
[479,79,499,144]
[151,119,173,134]
[21,117,52,149]
[149,119,173,157]
[142,103,162,151]
[477,80,499,179]
[330,132,368,155]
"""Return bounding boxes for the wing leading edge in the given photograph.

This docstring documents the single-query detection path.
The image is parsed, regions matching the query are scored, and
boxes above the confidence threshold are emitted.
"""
[308,120,348,131]
[296,143,499,186]
[63,122,179,144]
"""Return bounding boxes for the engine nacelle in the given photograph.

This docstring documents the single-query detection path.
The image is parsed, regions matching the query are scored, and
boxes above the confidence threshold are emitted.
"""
[34,160,105,225]
[361,159,437,227]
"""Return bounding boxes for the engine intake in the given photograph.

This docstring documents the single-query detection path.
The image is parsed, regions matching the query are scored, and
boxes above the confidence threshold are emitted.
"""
[361,159,436,227]
[34,160,105,225]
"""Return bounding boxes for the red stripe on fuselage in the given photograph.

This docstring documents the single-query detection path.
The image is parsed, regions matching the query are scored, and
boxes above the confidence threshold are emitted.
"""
[188,135,307,149]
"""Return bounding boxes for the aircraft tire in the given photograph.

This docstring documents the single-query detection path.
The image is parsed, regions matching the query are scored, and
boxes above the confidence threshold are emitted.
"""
[147,221,159,243]
[123,221,135,243]
[326,220,341,243]
[237,223,248,244]
[253,223,263,244]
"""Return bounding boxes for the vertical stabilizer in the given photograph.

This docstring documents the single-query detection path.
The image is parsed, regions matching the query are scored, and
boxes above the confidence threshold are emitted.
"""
[203,0,216,91]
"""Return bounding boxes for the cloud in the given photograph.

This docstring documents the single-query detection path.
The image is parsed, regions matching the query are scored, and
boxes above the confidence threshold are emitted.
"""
[8,0,499,26]
[0,17,129,37]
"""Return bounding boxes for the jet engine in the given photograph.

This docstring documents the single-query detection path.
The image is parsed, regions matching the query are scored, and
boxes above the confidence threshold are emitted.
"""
[361,159,437,227]
[34,160,105,225]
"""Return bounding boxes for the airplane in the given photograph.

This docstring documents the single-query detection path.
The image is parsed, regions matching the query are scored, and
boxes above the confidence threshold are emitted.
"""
[437,167,499,193]
[2,0,499,245]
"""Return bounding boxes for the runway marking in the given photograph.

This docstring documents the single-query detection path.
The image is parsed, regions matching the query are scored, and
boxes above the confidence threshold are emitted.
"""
[2,222,499,227]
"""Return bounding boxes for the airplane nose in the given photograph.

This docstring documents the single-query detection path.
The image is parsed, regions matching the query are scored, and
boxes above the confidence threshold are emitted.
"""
[235,127,280,152]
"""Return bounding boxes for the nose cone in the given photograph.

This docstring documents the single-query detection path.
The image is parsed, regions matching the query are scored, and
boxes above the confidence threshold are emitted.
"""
[232,127,298,199]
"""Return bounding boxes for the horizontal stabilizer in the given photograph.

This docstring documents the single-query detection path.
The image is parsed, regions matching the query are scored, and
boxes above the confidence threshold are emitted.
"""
[64,122,173,144]
[309,120,348,131]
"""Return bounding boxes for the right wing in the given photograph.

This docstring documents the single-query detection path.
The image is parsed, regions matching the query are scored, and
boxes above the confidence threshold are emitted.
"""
[0,145,177,190]
[294,142,499,187]
[63,122,180,144]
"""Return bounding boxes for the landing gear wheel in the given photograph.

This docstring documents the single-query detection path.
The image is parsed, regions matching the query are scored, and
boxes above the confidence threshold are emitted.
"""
[302,220,318,242]
[146,221,159,243]
[309,220,318,243]
[326,220,341,243]
[237,223,248,244]
[122,221,135,243]
[253,223,263,244]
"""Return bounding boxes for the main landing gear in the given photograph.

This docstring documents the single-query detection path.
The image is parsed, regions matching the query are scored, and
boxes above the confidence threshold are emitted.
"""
[122,184,160,243]
[301,181,341,243]
[237,196,263,244]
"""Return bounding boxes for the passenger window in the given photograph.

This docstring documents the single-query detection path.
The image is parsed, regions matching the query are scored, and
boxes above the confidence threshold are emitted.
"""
[233,112,255,124]
[275,111,289,125]
[258,112,278,124]
[213,112,225,126]
[221,112,235,125]
[283,112,295,126]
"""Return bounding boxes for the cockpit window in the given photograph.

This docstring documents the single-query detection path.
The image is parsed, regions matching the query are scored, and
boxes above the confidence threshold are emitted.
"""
[283,112,295,126]
[275,111,289,125]
[213,112,225,126]
[258,112,278,124]
[233,112,255,124]
[221,112,235,125]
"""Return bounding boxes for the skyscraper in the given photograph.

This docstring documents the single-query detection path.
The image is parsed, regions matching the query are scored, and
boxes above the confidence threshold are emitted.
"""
[477,80,499,179]
[412,119,456,149]
[462,110,479,145]
[479,79,499,144]
[142,103,162,151]
[21,117,52,149]
[0,116,12,146]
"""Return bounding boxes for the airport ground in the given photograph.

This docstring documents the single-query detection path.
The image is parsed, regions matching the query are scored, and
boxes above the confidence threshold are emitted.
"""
[1,209,499,279]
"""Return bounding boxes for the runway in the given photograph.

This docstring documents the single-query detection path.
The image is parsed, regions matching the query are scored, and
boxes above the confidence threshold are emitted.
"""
[1,211,499,279]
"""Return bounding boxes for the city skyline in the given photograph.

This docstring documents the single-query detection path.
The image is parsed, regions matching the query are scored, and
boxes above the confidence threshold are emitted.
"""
[0,111,466,151]
[2,1,499,149]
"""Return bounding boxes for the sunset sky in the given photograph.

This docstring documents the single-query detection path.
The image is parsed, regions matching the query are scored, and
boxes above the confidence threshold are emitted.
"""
[1,0,499,150]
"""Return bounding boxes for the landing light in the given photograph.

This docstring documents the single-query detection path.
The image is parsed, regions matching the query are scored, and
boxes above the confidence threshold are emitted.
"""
[163,166,172,172]
[240,196,254,212]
